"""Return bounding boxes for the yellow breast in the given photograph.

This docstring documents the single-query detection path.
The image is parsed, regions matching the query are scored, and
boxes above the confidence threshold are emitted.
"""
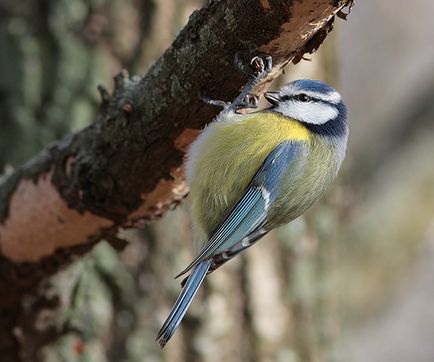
[186,111,310,243]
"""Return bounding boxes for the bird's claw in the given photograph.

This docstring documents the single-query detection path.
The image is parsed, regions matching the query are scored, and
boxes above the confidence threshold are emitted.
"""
[251,55,272,76]
[242,93,259,109]
[199,91,231,109]
[251,56,264,73]
[235,53,273,77]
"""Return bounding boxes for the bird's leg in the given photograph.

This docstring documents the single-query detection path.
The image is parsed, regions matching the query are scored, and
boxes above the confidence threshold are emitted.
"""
[228,55,272,112]
[199,54,272,112]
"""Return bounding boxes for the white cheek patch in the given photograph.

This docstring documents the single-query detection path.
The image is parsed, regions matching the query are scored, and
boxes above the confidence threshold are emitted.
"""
[276,101,338,125]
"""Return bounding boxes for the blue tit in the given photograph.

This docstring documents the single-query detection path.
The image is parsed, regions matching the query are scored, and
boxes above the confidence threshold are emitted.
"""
[157,58,348,347]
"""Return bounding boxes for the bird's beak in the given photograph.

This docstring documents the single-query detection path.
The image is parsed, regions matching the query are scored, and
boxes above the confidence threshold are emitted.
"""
[264,92,280,106]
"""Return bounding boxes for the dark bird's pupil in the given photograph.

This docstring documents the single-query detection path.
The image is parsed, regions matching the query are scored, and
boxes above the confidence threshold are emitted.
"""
[298,94,310,102]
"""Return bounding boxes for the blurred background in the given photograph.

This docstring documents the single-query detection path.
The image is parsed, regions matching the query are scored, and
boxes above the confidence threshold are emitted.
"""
[1,0,434,361]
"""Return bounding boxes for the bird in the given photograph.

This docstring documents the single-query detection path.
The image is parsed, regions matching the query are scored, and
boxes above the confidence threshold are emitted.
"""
[157,56,348,347]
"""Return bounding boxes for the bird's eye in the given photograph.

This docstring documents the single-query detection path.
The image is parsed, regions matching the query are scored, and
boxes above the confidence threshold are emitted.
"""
[296,94,311,102]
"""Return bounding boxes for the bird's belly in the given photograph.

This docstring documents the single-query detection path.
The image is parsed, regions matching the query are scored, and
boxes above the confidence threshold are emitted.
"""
[269,138,340,227]
[189,137,274,241]
[186,112,311,243]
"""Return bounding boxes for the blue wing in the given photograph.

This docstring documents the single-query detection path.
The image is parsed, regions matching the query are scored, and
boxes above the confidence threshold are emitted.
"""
[176,140,305,278]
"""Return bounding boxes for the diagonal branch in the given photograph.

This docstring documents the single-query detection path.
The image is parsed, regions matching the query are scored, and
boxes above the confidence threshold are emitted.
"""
[0,0,352,289]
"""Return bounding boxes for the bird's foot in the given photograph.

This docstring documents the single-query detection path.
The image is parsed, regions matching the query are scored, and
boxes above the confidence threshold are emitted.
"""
[250,55,273,78]
[234,53,272,78]
[236,93,259,110]
[199,54,272,113]
[229,54,272,111]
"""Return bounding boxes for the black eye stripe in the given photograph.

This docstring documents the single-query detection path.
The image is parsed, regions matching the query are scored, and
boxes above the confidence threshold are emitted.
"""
[279,94,321,102]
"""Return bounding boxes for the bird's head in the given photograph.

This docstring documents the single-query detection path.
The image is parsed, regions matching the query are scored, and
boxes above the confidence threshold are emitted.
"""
[264,79,347,137]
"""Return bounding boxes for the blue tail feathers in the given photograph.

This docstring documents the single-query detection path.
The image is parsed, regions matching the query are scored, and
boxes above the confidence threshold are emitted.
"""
[157,260,212,347]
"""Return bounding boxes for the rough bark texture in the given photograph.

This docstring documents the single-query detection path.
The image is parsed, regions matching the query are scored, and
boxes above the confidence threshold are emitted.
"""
[0,0,351,278]
[0,0,353,360]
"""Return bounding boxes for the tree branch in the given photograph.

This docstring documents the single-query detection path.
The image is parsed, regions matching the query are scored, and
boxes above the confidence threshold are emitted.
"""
[0,0,352,290]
